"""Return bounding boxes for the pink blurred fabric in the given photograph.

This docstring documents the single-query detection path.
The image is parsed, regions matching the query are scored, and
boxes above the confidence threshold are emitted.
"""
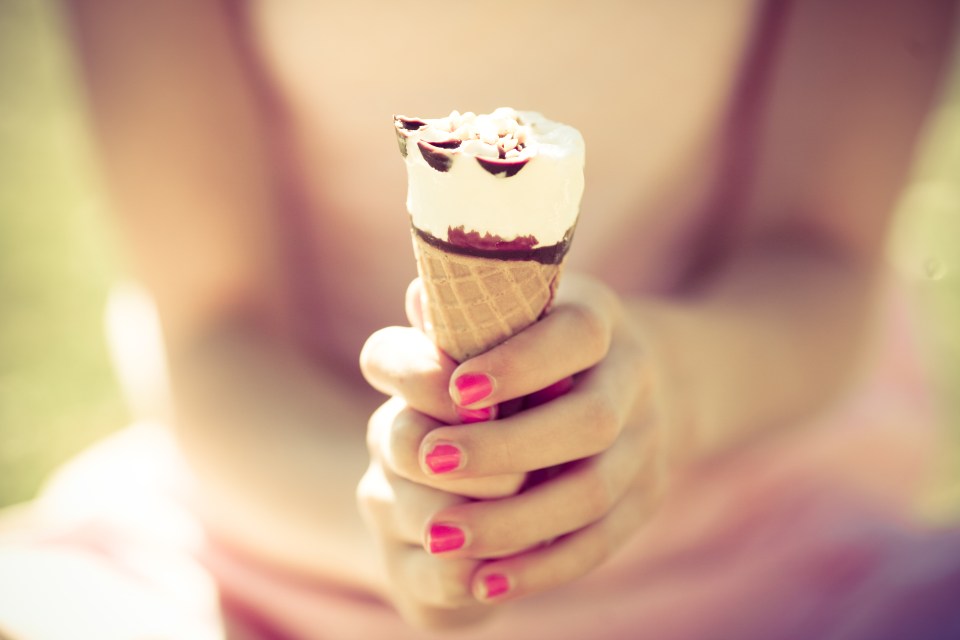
[1,283,958,640]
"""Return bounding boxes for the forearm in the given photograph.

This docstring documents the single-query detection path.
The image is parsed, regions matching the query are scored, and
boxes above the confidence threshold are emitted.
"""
[632,233,881,464]
[64,0,386,593]
[166,318,388,596]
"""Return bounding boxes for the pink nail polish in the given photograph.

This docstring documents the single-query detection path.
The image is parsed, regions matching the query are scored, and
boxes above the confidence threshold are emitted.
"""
[425,443,461,474]
[456,405,494,424]
[454,373,493,406]
[482,573,510,599]
[428,524,465,553]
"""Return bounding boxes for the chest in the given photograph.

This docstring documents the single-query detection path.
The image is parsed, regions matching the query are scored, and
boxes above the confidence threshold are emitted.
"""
[244,0,759,356]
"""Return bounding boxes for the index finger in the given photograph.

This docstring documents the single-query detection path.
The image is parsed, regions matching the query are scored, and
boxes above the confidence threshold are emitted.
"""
[448,274,622,409]
[360,326,460,424]
[421,332,648,478]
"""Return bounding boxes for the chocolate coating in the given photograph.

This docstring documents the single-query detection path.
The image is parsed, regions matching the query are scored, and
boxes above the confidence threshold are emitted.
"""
[396,116,427,130]
[429,139,462,150]
[447,226,537,251]
[476,156,529,178]
[396,114,532,179]
[394,116,428,158]
[413,225,575,265]
[417,141,454,172]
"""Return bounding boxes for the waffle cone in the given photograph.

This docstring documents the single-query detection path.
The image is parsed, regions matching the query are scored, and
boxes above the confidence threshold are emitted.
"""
[412,230,563,362]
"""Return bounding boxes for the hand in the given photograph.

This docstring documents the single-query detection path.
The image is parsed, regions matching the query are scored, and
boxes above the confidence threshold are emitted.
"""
[355,396,493,629]
[358,272,666,626]
[361,278,532,500]
[357,279,527,629]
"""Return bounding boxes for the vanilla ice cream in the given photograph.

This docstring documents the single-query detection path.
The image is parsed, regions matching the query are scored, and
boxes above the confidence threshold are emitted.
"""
[394,107,585,362]
[394,108,585,258]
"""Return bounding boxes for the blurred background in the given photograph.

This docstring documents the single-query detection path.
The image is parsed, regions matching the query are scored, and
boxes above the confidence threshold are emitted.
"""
[1,0,958,518]
[0,0,127,507]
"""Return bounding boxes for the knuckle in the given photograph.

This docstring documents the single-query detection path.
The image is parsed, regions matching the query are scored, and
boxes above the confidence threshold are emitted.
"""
[565,303,611,361]
[414,557,477,608]
[579,466,616,521]
[355,464,388,525]
[384,410,427,480]
[365,406,386,453]
[619,331,650,389]
[358,327,392,381]
[367,397,402,453]
[590,520,616,566]
[473,342,521,382]
[574,513,618,571]
[582,391,621,451]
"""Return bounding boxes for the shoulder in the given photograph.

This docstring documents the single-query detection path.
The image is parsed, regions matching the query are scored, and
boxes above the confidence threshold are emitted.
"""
[728,0,957,262]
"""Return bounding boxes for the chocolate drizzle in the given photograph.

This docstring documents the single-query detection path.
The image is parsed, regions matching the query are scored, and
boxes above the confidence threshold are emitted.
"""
[395,112,535,177]
[428,139,462,150]
[394,115,427,158]
[448,226,537,251]
[397,117,427,130]
[413,225,575,265]
[476,156,529,178]
[417,141,455,172]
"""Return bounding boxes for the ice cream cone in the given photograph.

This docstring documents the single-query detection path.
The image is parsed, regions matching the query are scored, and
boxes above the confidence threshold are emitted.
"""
[395,108,584,362]
[412,229,563,362]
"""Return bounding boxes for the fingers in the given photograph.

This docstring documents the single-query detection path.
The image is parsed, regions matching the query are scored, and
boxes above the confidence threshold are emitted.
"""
[421,333,649,479]
[449,274,622,409]
[358,400,498,628]
[357,463,492,628]
[471,478,659,603]
[360,326,460,424]
[363,400,663,609]
[424,421,654,560]
[405,277,426,332]
[357,460,465,547]
[368,397,526,500]
[365,275,622,430]
[384,543,483,612]
[368,456,659,613]
[416,426,659,605]
[363,273,655,613]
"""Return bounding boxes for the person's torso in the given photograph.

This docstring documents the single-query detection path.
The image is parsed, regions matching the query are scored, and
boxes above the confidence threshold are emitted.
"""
[242,0,760,366]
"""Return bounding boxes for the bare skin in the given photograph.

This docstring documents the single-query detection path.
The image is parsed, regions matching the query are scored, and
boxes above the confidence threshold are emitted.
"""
[67,0,956,632]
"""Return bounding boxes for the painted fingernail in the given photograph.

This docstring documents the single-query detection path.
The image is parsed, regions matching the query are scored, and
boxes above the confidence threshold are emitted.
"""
[454,373,493,406]
[428,523,465,554]
[456,405,495,424]
[480,573,510,599]
[424,443,461,474]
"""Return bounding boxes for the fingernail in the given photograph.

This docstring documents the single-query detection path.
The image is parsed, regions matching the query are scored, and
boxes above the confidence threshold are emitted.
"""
[480,573,510,599]
[424,443,461,474]
[456,405,495,424]
[454,373,493,406]
[428,523,465,554]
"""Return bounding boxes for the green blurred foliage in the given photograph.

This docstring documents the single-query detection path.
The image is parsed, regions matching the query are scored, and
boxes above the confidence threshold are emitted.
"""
[0,1,957,513]
[888,51,960,518]
[0,0,127,506]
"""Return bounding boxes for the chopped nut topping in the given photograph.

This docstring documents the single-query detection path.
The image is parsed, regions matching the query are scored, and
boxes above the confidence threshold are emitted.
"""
[395,108,537,176]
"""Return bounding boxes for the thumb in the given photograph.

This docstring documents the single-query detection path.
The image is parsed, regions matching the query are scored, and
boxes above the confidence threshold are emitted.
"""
[405,277,427,332]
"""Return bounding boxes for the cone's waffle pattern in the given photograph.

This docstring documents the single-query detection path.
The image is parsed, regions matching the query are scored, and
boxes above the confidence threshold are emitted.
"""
[413,231,562,362]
